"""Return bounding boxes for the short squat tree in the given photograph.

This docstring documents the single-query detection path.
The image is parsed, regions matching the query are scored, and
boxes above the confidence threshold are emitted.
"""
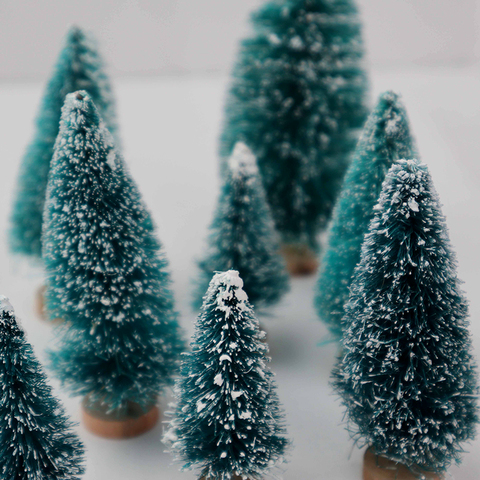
[166,270,289,480]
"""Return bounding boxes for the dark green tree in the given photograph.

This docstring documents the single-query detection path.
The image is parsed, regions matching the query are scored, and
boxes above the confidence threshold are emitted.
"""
[43,91,184,416]
[316,91,417,338]
[165,270,289,480]
[194,142,289,310]
[10,25,119,259]
[220,0,369,250]
[333,160,478,473]
[0,296,85,480]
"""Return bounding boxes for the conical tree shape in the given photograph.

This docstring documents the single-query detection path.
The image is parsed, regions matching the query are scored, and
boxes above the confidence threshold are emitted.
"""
[333,160,478,473]
[220,0,369,249]
[43,91,184,414]
[194,142,289,310]
[165,271,289,480]
[0,296,85,480]
[10,26,119,258]
[316,91,417,338]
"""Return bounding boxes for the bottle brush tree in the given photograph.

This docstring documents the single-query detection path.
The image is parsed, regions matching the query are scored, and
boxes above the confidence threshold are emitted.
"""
[10,25,119,259]
[315,91,417,339]
[165,270,289,480]
[0,296,85,479]
[333,160,478,475]
[220,0,369,258]
[43,91,184,424]
[193,142,289,311]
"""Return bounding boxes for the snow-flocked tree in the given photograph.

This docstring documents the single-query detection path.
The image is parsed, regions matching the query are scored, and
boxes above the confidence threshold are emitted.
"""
[333,160,478,474]
[10,25,119,259]
[43,91,184,415]
[165,270,289,480]
[0,296,85,480]
[194,142,289,310]
[220,0,369,250]
[315,91,417,339]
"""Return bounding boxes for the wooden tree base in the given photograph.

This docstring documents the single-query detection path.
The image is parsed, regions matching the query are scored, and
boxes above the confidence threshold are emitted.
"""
[280,244,318,276]
[35,284,46,319]
[82,401,159,439]
[363,448,443,480]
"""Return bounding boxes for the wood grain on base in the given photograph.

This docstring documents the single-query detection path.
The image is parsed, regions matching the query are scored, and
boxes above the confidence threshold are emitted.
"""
[363,448,443,480]
[82,403,159,439]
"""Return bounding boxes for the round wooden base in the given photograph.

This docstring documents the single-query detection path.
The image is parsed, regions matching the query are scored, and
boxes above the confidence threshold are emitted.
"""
[35,284,46,319]
[82,402,160,439]
[363,448,443,480]
[280,244,318,276]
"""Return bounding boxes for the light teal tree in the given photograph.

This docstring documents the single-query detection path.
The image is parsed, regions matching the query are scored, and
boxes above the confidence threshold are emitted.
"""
[10,26,119,258]
[315,91,417,338]
[194,142,289,311]
[43,91,183,419]
[165,270,289,480]
[333,160,478,475]
[220,0,369,256]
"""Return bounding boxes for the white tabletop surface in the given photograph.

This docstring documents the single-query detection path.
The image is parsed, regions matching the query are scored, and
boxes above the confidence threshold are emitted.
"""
[0,64,479,479]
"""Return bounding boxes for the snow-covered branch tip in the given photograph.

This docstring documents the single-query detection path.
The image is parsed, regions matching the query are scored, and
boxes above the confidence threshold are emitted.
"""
[0,295,14,315]
[208,270,249,315]
[228,142,258,179]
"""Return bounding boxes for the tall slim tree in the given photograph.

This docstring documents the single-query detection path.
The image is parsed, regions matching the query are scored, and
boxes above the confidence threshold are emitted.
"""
[194,142,289,311]
[10,26,119,258]
[43,91,184,419]
[333,160,478,474]
[165,270,289,480]
[315,91,417,338]
[0,296,85,480]
[220,0,369,256]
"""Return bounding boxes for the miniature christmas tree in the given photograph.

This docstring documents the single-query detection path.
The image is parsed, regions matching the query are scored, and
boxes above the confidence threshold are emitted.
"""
[43,91,184,436]
[10,25,119,259]
[333,160,478,475]
[315,91,417,339]
[0,296,85,479]
[194,142,289,311]
[165,270,289,480]
[220,0,369,265]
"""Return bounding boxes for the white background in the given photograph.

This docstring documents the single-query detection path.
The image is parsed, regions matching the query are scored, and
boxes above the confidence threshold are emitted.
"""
[0,1,479,480]
[0,0,479,81]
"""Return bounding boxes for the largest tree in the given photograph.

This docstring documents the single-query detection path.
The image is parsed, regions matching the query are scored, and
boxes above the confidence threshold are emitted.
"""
[220,0,369,252]
[10,26,119,259]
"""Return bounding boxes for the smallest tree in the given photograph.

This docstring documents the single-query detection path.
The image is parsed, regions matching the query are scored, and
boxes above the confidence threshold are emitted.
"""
[165,270,289,480]
[194,142,289,310]
[0,296,85,480]
[333,160,478,475]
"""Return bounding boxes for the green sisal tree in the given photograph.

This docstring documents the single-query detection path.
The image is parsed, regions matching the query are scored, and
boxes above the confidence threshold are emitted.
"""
[43,91,184,420]
[333,160,478,475]
[315,91,417,339]
[220,0,369,256]
[194,142,289,311]
[0,296,85,480]
[10,25,119,259]
[165,270,289,480]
